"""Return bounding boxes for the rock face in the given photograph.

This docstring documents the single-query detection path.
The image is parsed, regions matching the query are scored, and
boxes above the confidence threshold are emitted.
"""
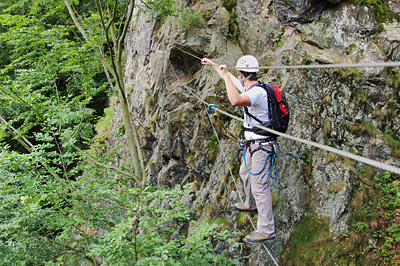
[275,0,344,22]
[112,0,400,264]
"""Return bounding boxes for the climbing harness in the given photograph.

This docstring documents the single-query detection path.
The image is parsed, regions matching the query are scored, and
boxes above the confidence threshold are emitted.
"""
[241,141,278,179]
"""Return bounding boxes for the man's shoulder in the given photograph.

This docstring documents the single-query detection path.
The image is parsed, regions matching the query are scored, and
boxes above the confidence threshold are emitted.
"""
[247,84,267,96]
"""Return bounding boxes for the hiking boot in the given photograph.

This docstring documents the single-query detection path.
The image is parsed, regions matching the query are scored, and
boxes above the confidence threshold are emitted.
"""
[233,203,258,214]
[244,232,275,244]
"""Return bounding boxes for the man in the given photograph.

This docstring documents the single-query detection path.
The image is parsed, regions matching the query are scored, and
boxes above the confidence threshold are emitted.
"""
[201,55,276,244]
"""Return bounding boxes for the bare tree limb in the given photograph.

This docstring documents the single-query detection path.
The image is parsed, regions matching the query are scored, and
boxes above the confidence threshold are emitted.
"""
[118,0,135,55]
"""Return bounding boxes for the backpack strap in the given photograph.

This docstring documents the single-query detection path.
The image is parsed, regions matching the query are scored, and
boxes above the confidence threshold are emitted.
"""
[243,106,263,124]
[243,82,269,124]
[239,82,274,139]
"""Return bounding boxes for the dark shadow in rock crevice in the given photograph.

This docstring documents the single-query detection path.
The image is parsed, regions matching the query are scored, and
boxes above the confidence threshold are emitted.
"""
[169,46,203,78]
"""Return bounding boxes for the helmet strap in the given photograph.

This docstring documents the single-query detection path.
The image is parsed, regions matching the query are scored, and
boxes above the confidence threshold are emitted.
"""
[240,73,252,87]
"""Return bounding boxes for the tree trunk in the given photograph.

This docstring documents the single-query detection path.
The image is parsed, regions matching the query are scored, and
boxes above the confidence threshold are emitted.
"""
[119,89,145,186]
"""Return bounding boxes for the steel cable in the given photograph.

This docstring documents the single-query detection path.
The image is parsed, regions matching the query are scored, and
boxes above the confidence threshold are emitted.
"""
[226,61,400,70]
[211,107,400,175]
[172,47,400,174]
[174,47,400,70]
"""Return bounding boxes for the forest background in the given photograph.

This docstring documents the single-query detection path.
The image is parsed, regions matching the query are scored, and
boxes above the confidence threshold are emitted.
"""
[0,0,237,265]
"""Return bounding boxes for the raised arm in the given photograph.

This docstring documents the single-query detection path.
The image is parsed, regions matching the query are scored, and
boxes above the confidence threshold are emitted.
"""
[201,58,250,106]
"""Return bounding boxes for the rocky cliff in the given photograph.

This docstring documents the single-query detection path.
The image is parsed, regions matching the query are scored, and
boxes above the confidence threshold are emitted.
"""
[111,0,399,264]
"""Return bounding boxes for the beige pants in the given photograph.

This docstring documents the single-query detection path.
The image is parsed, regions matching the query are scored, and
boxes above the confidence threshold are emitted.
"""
[240,142,275,237]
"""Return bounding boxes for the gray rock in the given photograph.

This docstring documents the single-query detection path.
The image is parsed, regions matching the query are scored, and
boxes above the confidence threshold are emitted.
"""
[275,0,344,22]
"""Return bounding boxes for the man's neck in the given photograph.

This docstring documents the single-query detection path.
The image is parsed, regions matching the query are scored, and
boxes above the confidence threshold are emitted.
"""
[244,80,259,91]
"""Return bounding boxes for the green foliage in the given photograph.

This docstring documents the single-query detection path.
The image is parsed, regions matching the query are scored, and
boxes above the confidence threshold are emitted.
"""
[206,134,220,154]
[345,43,358,55]
[0,154,237,265]
[369,172,400,263]
[352,221,368,233]
[354,0,399,24]
[387,71,400,89]
[133,219,236,265]
[0,0,110,180]
[178,8,206,28]
[300,149,312,166]
[281,213,370,265]
[0,1,239,264]
[322,119,332,137]
[337,67,361,82]
[138,0,180,23]
[227,12,239,43]
[281,215,336,265]
[383,132,400,158]
[273,31,284,46]
[219,0,239,42]
[116,124,126,137]
[95,108,114,139]
[347,170,400,264]
[221,0,237,11]
[346,121,377,137]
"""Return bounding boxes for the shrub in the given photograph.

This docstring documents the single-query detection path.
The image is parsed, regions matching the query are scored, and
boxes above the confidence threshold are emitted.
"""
[178,9,206,28]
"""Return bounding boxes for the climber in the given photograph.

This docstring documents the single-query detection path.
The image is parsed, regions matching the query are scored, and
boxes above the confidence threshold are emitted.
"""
[201,56,276,244]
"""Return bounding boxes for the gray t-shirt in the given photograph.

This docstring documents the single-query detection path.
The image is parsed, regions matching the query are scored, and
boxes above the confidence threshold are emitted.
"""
[230,74,270,140]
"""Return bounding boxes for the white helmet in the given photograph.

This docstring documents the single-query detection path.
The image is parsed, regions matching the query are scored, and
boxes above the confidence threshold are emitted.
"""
[236,55,259,72]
